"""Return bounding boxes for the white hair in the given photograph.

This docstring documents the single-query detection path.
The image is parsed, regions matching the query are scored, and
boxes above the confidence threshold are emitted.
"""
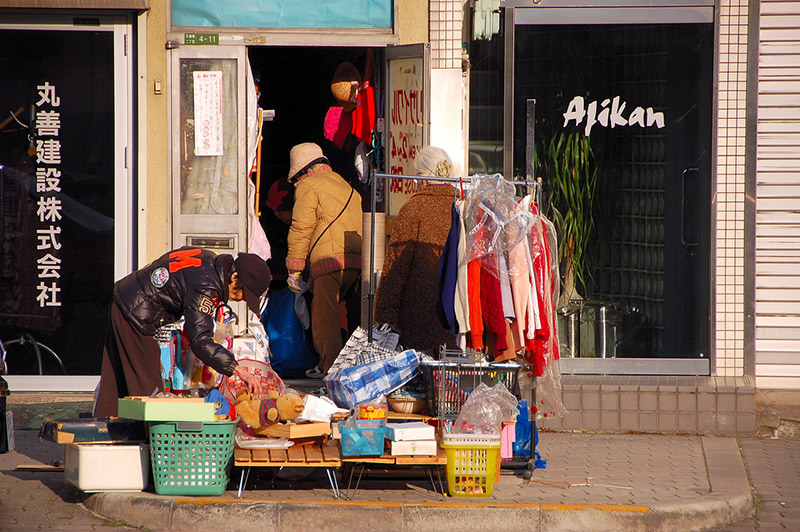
[414,146,453,178]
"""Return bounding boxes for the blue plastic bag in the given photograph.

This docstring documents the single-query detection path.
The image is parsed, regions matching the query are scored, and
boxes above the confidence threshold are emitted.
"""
[261,288,318,378]
[514,399,546,469]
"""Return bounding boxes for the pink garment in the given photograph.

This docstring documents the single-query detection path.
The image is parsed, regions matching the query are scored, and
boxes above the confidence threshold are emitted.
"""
[508,239,530,346]
[323,106,353,150]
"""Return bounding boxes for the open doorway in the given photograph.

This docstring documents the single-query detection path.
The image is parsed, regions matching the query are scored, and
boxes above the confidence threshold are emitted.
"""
[247,46,382,285]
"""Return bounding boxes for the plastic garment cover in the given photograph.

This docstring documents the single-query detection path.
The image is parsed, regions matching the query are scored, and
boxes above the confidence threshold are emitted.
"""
[463,174,534,275]
[453,382,519,434]
[520,208,567,419]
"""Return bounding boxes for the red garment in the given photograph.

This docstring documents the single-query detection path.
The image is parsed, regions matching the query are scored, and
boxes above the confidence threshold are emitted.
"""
[467,258,483,350]
[541,218,560,362]
[526,216,558,376]
[480,253,508,353]
[352,82,376,145]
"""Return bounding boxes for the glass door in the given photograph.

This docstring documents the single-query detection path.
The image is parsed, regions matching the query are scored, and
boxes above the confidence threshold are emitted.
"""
[170,45,247,253]
[510,7,713,360]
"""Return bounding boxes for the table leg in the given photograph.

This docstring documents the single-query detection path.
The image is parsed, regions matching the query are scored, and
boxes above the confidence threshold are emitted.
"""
[237,467,251,499]
[345,463,366,500]
[326,468,342,500]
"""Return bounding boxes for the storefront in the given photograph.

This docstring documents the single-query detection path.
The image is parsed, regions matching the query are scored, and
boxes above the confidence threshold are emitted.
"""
[0,1,468,393]
[465,0,759,433]
[466,0,756,380]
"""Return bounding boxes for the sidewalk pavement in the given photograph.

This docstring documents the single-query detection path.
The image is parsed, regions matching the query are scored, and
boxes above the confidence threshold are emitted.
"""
[0,428,754,532]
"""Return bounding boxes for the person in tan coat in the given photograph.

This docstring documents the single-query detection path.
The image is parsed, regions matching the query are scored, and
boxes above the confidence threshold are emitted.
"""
[285,142,363,376]
[374,147,457,354]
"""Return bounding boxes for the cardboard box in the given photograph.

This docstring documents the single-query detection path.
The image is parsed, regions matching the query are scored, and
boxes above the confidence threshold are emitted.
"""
[65,443,149,492]
[390,439,437,456]
[253,421,331,439]
[39,418,146,444]
[384,421,435,441]
[118,396,215,422]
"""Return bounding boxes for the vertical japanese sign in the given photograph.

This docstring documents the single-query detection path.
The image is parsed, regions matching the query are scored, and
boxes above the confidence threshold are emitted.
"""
[386,57,425,216]
[34,81,63,310]
[193,71,224,156]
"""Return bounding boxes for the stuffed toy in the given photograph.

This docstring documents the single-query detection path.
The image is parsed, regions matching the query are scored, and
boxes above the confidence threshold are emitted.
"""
[235,389,304,429]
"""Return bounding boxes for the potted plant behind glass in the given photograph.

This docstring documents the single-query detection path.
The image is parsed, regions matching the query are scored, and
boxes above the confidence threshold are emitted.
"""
[540,129,598,307]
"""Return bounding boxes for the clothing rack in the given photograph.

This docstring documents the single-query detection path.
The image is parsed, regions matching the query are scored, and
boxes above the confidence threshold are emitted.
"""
[367,172,540,339]
[365,170,543,478]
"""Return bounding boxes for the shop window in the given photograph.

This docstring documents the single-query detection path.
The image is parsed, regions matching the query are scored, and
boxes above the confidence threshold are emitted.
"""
[513,23,713,358]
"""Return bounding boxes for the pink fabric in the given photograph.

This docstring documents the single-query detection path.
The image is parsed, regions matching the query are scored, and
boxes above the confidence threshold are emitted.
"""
[323,106,352,150]
[501,423,515,459]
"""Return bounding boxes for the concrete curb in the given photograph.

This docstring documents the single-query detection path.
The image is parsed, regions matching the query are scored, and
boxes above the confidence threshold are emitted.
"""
[84,489,754,532]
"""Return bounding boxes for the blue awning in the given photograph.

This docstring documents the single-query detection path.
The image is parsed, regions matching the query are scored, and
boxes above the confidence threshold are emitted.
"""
[172,0,393,29]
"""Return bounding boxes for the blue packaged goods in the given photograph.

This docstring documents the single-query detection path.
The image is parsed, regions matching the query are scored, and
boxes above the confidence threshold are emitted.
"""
[325,349,420,409]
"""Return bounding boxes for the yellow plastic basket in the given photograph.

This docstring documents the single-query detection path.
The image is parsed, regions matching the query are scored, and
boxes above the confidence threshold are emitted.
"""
[440,433,501,497]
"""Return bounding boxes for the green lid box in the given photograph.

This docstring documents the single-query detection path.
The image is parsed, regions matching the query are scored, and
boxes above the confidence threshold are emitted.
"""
[117,396,216,422]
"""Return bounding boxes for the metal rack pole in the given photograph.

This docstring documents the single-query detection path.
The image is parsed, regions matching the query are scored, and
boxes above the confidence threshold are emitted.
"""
[373,173,537,187]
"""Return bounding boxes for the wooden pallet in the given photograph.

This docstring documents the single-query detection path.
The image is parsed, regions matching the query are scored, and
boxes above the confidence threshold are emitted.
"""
[234,441,341,467]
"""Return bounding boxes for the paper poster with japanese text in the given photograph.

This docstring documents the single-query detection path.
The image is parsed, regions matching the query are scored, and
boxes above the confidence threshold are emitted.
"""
[193,71,224,156]
[386,57,426,216]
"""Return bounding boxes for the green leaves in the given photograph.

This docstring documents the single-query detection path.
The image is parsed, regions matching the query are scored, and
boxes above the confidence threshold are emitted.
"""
[544,130,597,298]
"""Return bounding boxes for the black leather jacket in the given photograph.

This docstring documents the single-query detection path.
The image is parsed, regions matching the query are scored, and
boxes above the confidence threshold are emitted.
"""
[113,247,237,377]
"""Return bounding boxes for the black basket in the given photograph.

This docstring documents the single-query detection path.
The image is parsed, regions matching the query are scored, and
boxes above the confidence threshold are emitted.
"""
[421,360,519,419]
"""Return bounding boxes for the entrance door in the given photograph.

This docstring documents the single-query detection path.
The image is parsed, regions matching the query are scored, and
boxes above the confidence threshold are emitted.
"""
[0,15,133,380]
[508,5,713,359]
[169,45,247,254]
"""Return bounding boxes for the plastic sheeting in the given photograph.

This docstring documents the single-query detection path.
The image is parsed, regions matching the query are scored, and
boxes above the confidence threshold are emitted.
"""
[172,0,393,29]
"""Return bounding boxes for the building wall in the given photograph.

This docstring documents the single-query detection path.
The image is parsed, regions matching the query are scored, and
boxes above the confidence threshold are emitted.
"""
[429,0,467,176]
[399,0,429,45]
[140,2,170,267]
[715,0,751,379]
[755,0,800,388]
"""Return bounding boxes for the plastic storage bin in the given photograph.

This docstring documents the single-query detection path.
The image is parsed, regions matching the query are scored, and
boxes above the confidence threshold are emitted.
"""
[65,443,150,492]
[338,419,385,457]
[422,360,519,419]
[440,433,501,497]
[148,420,236,496]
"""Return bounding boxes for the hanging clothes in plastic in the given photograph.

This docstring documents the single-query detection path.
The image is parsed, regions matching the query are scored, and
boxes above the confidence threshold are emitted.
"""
[436,174,567,419]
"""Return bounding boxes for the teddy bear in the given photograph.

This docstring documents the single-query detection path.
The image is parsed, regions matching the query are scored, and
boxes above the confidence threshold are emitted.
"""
[234,389,304,429]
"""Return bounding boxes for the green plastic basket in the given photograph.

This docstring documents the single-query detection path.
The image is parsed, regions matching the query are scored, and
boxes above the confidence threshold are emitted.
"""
[148,420,236,496]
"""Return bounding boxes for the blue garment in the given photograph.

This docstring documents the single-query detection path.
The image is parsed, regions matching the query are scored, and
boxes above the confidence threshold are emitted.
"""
[436,203,460,333]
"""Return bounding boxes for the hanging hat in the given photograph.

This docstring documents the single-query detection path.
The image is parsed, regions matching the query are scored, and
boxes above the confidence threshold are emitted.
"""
[288,142,328,182]
[266,178,293,212]
[233,253,271,315]
[330,62,362,112]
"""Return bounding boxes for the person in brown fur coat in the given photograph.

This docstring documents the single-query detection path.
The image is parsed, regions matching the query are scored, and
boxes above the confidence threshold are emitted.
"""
[374,147,457,354]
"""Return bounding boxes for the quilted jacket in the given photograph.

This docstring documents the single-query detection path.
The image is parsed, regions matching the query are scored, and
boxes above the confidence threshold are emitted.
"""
[113,247,238,377]
[286,168,363,280]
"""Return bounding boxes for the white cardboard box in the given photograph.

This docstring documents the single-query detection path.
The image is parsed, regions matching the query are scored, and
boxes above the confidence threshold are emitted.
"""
[390,439,437,456]
[65,443,149,492]
[384,422,435,441]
